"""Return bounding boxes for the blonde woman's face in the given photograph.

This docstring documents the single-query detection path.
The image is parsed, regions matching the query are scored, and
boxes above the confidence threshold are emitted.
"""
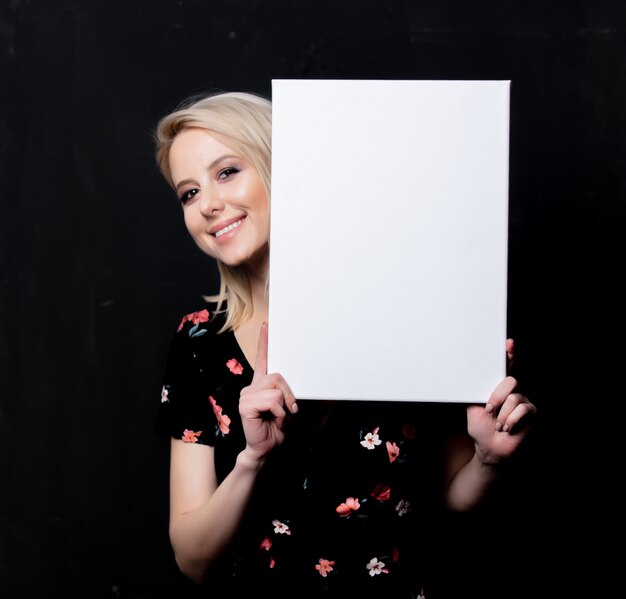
[168,127,270,271]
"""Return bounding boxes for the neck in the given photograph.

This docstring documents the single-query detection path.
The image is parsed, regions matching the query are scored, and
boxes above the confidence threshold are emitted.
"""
[245,253,269,322]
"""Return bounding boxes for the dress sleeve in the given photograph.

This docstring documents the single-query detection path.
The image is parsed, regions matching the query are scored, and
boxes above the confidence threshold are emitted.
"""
[153,318,219,446]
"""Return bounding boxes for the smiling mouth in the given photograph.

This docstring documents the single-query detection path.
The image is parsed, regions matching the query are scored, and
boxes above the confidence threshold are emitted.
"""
[214,218,244,238]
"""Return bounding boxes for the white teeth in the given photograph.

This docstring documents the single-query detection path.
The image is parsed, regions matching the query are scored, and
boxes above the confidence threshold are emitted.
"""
[214,219,243,238]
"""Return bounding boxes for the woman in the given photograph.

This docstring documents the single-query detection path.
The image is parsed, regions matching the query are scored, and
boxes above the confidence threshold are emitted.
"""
[153,91,536,597]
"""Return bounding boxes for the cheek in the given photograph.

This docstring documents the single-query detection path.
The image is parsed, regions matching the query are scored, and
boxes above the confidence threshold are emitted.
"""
[251,186,270,221]
[182,211,193,232]
[183,209,203,236]
[237,173,269,209]
[259,205,270,232]
[231,181,257,204]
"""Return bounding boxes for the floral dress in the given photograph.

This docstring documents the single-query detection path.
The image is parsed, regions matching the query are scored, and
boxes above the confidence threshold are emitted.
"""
[155,307,468,598]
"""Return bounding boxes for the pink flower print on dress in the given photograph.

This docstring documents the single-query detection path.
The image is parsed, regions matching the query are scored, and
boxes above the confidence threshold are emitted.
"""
[269,557,276,569]
[259,536,272,551]
[208,396,231,435]
[395,498,411,517]
[177,309,210,331]
[226,358,244,375]
[272,519,291,535]
[315,558,336,577]
[360,426,381,450]
[181,429,202,443]
[366,557,389,576]
[160,386,169,403]
[370,483,391,501]
[336,497,361,517]
[386,440,400,463]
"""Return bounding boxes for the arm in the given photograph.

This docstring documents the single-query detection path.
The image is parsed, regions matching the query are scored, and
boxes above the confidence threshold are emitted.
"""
[168,439,266,582]
[169,322,297,583]
[445,340,537,512]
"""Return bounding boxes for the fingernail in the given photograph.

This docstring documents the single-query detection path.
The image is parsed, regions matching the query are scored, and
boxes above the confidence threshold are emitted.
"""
[291,402,299,414]
[495,421,503,432]
[502,424,509,433]
[485,403,494,414]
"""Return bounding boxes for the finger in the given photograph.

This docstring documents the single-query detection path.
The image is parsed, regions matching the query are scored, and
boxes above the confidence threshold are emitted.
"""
[240,389,288,421]
[506,338,514,361]
[493,392,526,429]
[262,372,298,415]
[485,376,517,413]
[498,400,537,433]
[244,370,299,415]
[275,375,298,414]
[252,322,268,382]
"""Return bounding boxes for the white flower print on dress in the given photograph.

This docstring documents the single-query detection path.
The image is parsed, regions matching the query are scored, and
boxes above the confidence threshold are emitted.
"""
[360,426,382,450]
[272,519,291,535]
[395,498,411,516]
[366,556,388,576]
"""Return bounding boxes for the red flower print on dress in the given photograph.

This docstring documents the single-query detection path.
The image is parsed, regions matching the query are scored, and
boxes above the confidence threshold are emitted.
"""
[272,519,291,535]
[208,396,231,435]
[370,483,391,501]
[386,440,400,463]
[360,426,381,450]
[177,309,210,332]
[181,429,202,443]
[315,558,336,577]
[259,536,272,551]
[366,557,389,576]
[402,422,417,439]
[336,497,361,517]
[226,358,244,375]
[260,545,276,569]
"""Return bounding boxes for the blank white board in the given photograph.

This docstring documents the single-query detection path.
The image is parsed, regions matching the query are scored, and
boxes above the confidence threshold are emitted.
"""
[268,79,510,403]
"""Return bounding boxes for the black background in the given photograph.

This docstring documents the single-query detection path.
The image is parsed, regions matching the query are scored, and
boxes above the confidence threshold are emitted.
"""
[1,1,623,597]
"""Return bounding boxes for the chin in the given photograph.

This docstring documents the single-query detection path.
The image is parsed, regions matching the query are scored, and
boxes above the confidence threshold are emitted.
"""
[219,254,250,268]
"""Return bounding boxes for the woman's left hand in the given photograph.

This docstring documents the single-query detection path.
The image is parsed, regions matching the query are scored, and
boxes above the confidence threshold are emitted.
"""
[466,339,537,466]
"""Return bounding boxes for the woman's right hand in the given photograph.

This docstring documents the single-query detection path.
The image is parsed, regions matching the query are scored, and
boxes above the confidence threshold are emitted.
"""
[238,322,298,465]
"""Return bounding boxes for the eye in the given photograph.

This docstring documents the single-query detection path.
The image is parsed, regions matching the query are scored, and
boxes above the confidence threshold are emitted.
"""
[179,188,199,204]
[218,166,240,180]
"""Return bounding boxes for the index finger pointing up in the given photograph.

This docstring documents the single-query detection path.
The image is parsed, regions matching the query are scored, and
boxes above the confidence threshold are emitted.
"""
[252,322,268,382]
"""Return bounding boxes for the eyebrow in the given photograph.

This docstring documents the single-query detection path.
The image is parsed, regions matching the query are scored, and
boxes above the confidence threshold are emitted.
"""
[174,154,240,191]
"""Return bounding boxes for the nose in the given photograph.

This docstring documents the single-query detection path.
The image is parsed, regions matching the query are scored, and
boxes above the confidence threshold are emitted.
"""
[198,188,225,217]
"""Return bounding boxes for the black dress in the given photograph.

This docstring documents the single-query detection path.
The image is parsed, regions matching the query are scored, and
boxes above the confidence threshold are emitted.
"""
[155,306,468,598]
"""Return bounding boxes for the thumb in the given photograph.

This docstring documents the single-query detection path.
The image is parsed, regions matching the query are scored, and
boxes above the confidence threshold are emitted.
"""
[506,338,515,374]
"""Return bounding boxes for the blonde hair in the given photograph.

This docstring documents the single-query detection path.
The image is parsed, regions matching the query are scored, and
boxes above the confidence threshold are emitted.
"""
[154,91,272,332]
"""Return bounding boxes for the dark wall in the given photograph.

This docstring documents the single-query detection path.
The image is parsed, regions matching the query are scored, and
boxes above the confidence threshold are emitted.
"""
[1,1,623,597]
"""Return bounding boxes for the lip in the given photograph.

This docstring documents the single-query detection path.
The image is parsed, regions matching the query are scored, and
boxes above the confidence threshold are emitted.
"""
[209,215,246,237]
